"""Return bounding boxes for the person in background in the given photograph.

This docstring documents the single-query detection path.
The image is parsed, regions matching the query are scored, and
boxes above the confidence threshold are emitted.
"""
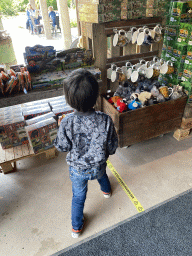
[26,3,35,34]
[34,9,42,34]
[54,69,118,238]
[48,6,56,30]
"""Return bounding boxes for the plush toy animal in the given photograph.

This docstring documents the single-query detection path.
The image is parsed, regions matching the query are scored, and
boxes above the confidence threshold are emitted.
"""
[138,91,152,107]
[110,96,122,107]
[151,85,165,103]
[116,99,128,113]
[130,93,139,101]
[128,100,142,110]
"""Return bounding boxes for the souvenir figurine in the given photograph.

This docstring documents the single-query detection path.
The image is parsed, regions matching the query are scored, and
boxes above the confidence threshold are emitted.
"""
[1,71,9,81]
[5,76,19,94]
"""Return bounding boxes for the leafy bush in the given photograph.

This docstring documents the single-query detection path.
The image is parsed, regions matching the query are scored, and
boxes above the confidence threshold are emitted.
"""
[0,0,16,16]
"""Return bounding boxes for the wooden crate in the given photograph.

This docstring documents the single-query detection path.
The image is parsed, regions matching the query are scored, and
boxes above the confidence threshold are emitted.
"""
[100,95,188,147]
[0,144,57,174]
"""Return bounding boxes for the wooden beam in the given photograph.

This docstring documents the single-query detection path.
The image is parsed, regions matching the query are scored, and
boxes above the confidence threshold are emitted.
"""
[104,17,162,36]
[106,50,159,65]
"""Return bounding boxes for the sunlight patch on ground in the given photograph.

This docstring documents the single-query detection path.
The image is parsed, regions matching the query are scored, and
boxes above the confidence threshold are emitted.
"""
[2,11,78,64]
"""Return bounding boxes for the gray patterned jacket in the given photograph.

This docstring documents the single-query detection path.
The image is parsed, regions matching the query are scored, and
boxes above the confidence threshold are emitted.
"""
[54,110,118,170]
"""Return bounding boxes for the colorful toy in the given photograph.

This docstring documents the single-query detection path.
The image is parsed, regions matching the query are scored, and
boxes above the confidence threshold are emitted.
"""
[128,100,142,110]
[5,76,19,94]
[110,96,122,108]
[116,99,128,113]
[1,71,9,81]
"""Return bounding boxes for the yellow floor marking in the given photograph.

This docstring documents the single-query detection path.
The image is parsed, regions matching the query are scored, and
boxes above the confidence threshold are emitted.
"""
[107,160,144,213]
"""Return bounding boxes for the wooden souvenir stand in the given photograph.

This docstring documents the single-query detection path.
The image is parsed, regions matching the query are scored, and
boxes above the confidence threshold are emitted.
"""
[0,144,57,174]
[83,17,188,147]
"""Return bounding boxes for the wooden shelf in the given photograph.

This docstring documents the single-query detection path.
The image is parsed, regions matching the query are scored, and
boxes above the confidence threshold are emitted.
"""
[0,144,57,174]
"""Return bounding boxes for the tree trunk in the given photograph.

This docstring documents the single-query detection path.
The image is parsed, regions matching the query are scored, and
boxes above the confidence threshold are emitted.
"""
[57,0,72,49]
[39,0,52,39]
[75,0,80,36]
[0,15,4,30]
[29,0,36,10]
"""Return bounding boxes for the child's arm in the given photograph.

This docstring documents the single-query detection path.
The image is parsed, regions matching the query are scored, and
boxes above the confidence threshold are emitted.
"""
[53,120,72,152]
[106,117,118,155]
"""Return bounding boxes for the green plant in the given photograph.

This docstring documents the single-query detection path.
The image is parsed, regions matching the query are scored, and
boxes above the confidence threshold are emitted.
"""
[0,0,16,16]
[46,0,57,10]
[70,19,77,28]
[67,0,72,8]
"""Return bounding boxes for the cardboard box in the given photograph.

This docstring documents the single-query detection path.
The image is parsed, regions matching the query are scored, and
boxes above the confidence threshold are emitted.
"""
[0,115,29,149]
[26,117,58,154]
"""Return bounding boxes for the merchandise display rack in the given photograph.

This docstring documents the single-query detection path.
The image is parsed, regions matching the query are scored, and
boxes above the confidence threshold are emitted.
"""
[85,18,188,147]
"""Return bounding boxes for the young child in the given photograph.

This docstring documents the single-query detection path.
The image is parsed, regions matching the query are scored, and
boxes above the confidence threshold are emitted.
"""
[54,68,118,238]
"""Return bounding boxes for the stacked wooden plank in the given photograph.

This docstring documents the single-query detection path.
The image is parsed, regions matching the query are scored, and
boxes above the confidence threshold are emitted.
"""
[0,144,56,174]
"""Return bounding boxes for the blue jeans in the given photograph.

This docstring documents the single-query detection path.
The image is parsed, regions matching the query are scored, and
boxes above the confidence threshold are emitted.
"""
[69,164,111,231]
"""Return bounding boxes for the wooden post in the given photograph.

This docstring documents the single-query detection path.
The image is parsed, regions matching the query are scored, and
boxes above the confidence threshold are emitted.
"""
[45,147,56,159]
[39,0,52,39]
[92,23,107,93]
[57,0,72,49]
[75,0,81,36]
[0,162,14,174]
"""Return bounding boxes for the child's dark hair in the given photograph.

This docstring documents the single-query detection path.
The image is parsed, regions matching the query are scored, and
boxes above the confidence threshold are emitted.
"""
[63,68,99,112]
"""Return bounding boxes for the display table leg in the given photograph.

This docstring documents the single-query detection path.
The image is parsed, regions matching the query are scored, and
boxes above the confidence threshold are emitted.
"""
[0,162,14,174]
[45,148,56,159]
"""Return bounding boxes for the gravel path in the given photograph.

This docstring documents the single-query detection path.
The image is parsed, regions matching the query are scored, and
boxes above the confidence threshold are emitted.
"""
[2,11,78,65]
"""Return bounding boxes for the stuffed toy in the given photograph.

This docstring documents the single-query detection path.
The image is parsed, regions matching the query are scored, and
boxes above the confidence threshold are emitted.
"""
[130,93,139,101]
[114,81,134,100]
[128,100,142,110]
[157,93,165,103]
[170,85,184,100]
[116,99,128,113]
[128,93,142,110]
[151,85,160,97]
[110,96,122,108]
[137,79,153,92]
[151,80,161,89]
[138,91,152,107]
[151,85,165,103]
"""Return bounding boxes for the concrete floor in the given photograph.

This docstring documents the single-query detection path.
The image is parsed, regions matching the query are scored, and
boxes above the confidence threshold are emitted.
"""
[1,132,192,256]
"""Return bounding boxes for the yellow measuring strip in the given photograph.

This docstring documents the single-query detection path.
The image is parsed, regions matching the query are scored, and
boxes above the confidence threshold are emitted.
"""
[107,160,144,213]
